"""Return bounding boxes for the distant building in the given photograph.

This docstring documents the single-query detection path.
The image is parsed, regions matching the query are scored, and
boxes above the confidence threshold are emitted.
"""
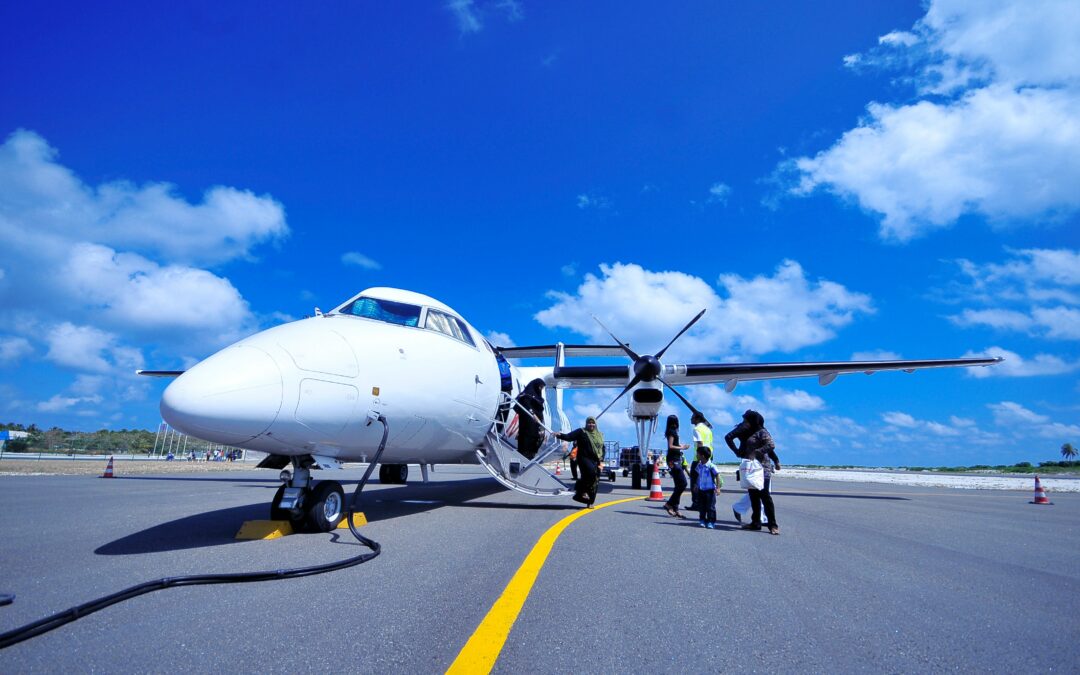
[0,430,30,449]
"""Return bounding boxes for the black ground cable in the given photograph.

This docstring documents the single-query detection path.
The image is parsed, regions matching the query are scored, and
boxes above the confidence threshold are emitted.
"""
[0,415,390,651]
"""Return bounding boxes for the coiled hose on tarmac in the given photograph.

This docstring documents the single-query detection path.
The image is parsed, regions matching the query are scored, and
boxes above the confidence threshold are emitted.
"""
[0,416,390,650]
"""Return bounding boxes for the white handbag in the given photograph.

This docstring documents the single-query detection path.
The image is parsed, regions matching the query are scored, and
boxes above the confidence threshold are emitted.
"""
[739,458,765,490]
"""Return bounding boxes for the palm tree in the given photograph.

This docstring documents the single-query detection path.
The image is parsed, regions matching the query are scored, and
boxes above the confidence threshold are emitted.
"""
[1062,443,1078,460]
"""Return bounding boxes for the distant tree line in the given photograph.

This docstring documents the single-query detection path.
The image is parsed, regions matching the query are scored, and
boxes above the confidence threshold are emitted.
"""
[843,460,1078,473]
[1,423,157,455]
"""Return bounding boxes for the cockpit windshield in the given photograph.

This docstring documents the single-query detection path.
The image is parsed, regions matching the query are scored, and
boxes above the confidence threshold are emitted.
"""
[337,297,421,327]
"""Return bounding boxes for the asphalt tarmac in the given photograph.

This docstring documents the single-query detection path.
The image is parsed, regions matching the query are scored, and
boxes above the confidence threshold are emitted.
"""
[0,467,1076,673]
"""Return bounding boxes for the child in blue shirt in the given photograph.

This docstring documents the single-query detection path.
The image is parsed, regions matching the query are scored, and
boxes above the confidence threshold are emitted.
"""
[695,447,720,528]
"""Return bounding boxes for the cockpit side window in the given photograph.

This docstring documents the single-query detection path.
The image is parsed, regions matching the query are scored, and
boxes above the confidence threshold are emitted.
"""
[338,297,421,327]
[456,319,477,347]
[425,309,476,347]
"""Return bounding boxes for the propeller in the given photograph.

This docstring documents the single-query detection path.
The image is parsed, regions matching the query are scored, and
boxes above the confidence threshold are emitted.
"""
[592,310,710,424]
[657,376,707,421]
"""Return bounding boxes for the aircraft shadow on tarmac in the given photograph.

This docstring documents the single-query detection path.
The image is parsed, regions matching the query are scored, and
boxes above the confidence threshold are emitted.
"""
[114,476,280,484]
[94,477,528,556]
[461,481,618,511]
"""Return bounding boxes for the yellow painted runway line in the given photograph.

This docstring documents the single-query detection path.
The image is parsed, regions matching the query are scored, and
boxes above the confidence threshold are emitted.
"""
[446,496,644,674]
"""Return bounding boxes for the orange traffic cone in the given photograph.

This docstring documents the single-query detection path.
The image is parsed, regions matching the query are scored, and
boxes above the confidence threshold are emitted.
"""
[1030,475,1052,505]
[555,463,562,476]
[646,464,665,501]
[102,456,115,479]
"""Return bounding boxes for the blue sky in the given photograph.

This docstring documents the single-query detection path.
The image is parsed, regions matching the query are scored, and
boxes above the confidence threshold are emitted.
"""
[1,1,1077,466]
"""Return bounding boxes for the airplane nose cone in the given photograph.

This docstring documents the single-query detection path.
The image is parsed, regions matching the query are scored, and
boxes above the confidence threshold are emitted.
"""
[161,345,283,445]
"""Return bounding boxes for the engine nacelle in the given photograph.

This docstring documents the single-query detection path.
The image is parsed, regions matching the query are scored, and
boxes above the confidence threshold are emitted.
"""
[627,380,663,419]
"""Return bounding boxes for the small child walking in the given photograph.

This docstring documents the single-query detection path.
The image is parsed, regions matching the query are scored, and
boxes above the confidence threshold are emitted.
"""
[695,447,721,528]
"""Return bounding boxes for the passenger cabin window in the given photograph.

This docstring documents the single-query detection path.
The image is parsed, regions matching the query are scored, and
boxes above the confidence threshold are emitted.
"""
[338,297,421,327]
[425,309,476,347]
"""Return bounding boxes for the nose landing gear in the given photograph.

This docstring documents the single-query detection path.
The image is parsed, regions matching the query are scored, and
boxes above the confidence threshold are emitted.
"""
[269,460,346,533]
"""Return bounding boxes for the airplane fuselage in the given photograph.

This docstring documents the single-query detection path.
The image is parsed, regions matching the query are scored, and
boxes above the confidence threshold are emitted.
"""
[161,289,509,465]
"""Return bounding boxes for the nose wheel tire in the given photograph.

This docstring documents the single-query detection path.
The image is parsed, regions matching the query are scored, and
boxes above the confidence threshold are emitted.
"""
[270,481,345,533]
[305,481,346,532]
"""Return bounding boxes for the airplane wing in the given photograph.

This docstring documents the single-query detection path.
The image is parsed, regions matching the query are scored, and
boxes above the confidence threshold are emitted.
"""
[135,370,185,378]
[496,344,630,359]
[551,357,1003,390]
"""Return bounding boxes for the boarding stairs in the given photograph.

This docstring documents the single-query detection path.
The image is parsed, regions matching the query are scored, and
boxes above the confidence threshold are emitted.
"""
[475,395,574,497]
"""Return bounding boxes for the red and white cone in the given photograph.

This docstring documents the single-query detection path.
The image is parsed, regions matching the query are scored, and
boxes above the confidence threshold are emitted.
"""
[1030,475,1052,505]
[646,464,665,501]
[555,463,562,476]
[101,456,115,479]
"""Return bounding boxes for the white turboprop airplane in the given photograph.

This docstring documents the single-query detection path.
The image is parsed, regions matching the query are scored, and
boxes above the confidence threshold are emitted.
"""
[139,286,1001,532]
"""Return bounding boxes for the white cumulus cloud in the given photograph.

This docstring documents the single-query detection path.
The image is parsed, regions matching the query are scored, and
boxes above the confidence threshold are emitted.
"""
[0,336,32,364]
[445,0,523,35]
[883,410,966,437]
[878,31,918,48]
[989,401,1047,425]
[707,182,731,205]
[883,411,917,428]
[716,260,874,355]
[61,243,253,340]
[764,385,825,412]
[0,130,287,265]
[485,331,515,348]
[0,131,271,354]
[986,401,1080,439]
[44,323,121,373]
[535,261,872,361]
[962,346,1078,378]
[37,394,103,413]
[576,193,611,210]
[944,248,1080,342]
[851,350,901,361]
[341,252,382,270]
[447,0,482,34]
[791,86,1080,240]
[787,0,1080,240]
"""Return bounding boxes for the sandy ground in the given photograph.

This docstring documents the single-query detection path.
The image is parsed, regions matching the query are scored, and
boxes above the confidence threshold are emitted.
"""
[0,459,262,476]
[772,467,1080,492]
[2,458,1076,492]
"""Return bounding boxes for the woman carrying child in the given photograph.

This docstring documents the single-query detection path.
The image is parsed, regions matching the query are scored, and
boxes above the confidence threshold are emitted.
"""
[732,410,780,535]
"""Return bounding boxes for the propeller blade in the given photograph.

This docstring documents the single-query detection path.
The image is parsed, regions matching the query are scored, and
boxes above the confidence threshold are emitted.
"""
[657,376,708,425]
[596,373,643,419]
[591,315,640,361]
[654,308,706,361]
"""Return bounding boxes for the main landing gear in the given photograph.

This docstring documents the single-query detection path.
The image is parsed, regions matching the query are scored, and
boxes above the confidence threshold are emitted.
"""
[378,463,408,484]
[270,461,346,533]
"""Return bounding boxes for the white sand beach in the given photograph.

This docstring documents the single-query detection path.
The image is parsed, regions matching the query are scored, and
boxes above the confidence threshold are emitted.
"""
[759,467,1080,493]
